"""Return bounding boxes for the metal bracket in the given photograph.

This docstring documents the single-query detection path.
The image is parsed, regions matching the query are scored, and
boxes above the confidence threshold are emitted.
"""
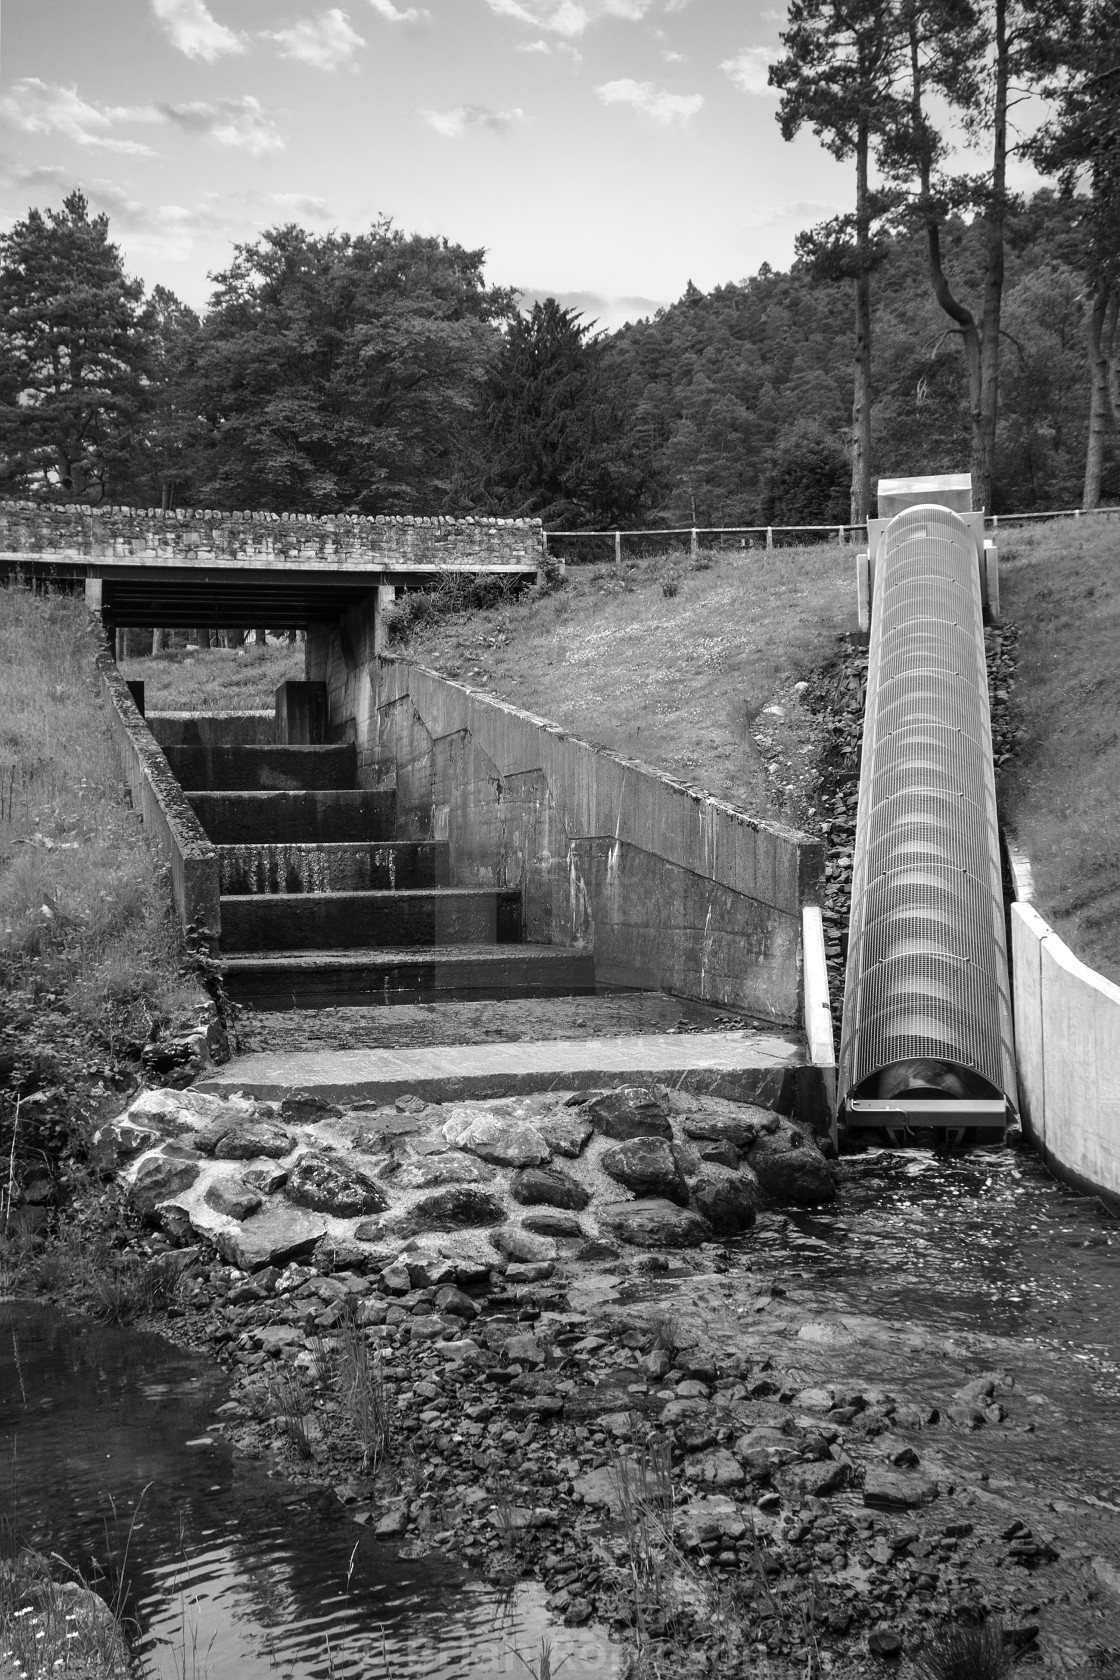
[845,1098,1008,1130]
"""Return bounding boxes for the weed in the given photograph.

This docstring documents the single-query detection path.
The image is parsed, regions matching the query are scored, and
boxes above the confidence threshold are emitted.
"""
[84,1249,186,1324]
[912,1620,1012,1680]
[333,1301,391,1474]
[660,571,680,599]
[264,1369,316,1460]
[509,1635,567,1679]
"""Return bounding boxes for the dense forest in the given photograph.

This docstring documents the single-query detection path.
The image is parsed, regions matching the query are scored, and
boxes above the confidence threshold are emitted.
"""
[0,185,1114,526]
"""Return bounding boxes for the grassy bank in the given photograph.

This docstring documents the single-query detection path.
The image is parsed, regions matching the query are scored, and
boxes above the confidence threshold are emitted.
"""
[0,580,201,1233]
[998,517,1120,985]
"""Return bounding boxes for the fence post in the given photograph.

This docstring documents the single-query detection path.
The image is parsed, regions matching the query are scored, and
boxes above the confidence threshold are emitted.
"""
[614,530,621,565]
[837,525,844,545]
[766,527,774,550]
[690,527,699,558]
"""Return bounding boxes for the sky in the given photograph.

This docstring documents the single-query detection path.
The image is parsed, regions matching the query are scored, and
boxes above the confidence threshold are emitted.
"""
[0,1,1028,331]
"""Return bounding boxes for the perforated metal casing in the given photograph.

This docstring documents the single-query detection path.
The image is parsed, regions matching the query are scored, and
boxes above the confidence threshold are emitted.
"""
[838,505,1018,1111]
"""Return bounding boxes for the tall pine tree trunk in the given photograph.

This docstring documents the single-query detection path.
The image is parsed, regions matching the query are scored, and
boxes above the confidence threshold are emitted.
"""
[851,116,874,527]
[1084,286,1119,507]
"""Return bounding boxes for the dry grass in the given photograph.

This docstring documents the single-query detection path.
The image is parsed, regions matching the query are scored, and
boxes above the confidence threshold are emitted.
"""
[393,543,857,820]
[0,581,195,1027]
[998,516,1120,984]
[120,641,303,712]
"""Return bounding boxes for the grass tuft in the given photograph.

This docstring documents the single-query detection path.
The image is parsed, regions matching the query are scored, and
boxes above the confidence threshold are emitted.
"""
[912,1620,1012,1680]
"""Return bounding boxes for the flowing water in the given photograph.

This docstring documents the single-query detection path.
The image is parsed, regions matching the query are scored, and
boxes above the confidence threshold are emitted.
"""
[0,1302,617,1680]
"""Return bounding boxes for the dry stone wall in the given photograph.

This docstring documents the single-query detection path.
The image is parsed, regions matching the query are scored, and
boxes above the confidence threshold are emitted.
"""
[0,501,543,571]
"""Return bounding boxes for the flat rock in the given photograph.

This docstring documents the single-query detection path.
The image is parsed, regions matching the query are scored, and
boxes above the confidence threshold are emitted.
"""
[395,1152,493,1190]
[90,1121,162,1167]
[396,1186,507,1234]
[536,1111,594,1158]
[491,1226,557,1263]
[777,1460,846,1499]
[521,1210,584,1238]
[599,1198,711,1249]
[683,1104,772,1149]
[573,1462,649,1517]
[601,1137,688,1202]
[127,1087,245,1136]
[510,1166,589,1210]
[284,1151,388,1216]
[217,1204,328,1271]
[676,1495,748,1549]
[863,1464,939,1509]
[745,1122,837,1206]
[204,1178,263,1220]
[279,1092,342,1123]
[198,1120,295,1161]
[441,1110,550,1168]
[243,1163,288,1194]
[586,1086,672,1141]
[690,1447,746,1487]
[128,1155,201,1220]
[687,1165,760,1235]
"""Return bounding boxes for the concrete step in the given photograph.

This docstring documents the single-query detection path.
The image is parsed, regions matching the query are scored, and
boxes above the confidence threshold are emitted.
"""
[165,743,356,792]
[148,711,275,751]
[219,840,450,896]
[220,887,522,953]
[188,789,395,845]
[199,1027,803,1106]
[220,944,597,1009]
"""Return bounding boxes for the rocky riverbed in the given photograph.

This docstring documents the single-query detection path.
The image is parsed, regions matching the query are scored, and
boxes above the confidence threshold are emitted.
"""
[45,1079,1117,1678]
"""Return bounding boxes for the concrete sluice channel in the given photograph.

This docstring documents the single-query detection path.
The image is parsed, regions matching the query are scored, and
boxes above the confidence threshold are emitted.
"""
[0,1301,611,1679]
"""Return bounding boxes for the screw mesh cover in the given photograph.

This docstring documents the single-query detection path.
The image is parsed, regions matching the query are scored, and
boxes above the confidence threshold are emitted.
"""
[838,506,1017,1106]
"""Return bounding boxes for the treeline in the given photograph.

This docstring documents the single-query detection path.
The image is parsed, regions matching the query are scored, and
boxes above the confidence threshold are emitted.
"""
[0,183,1114,529]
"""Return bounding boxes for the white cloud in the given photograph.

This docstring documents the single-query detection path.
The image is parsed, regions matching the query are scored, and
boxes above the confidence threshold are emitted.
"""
[265,192,336,221]
[659,47,684,62]
[158,96,284,155]
[265,9,365,70]
[421,104,524,138]
[150,0,246,61]
[515,37,582,60]
[486,0,650,39]
[741,198,839,230]
[367,0,429,23]
[596,77,702,124]
[0,79,158,154]
[721,46,779,96]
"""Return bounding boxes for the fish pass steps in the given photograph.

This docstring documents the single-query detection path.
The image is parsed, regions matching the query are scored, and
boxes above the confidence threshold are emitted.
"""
[166,743,356,791]
[219,840,450,895]
[199,1027,806,1106]
[220,887,522,953]
[188,789,396,845]
[220,944,597,1010]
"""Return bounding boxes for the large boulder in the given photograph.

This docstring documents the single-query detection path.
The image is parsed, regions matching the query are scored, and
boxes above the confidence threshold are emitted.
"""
[863,1464,939,1510]
[744,1122,836,1206]
[600,1138,688,1204]
[598,1198,712,1249]
[199,1120,295,1161]
[204,1177,263,1221]
[395,1186,507,1234]
[686,1165,761,1235]
[216,1204,328,1271]
[491,1226,558,1264]
[586,1086,672,1141]
[128,1154,201,1221]
[510,1166,590,1210]
[682,1103,773,1150]
[284,1151,388,1216]
[441,1110,550,1168]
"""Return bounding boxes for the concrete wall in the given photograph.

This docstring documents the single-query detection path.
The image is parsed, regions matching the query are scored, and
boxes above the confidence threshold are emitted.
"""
[94,644,221,944]
[1012,901,1120,1204]
[314,648,823,1025]
[0,500,542,572]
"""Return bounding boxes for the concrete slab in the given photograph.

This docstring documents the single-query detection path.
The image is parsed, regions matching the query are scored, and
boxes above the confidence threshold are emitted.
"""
[199,1028,805,1106]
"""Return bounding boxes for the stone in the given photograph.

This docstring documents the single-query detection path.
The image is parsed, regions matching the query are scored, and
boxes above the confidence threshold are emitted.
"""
[128,1155,201,1220]
[90,1121,162,1167]
[521,1210,584,1238]
[280,1092,342,1123]
[676,1496,748,1550]
[599,1199,712,1249]
[687,1165,761,1235]
[576,1238,621,1262]
[863,1464,939,1510]
[433,1285,480,1320]
[690,1447,746,1487]
[200,1121,295,1161]
[640,1348,672,1379]
[600,1137,688,1202]
[374,1503,409,1538]
[396,1186,507,1234]
[505,1261,555,1284]
[441,1110,550,1168]
[284,1152,388,1217]
[157,1204,194,1244]
[243,1164,288,1195]
[216,1204,329,1271]
[503,1332,545,1364]
[394,1153,492,1189]
[682,1103,772,1149]
[204,1178,263,1220]
[510,1166,590,1210]
[491,1227,557,1263]
[536,1111,594,1157]
[695,1139,740,1169]
[867,1628,903,1658]
[744,1123,836,1206]
[573,1462,649,1517]
[586,1085,672,1141]
[777,1460,846,1499]
[127,1086,237,1135]
[793,1387,835,1413]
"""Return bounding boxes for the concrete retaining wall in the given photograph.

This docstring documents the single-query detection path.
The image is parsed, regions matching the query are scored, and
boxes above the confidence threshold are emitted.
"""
[341,654,823,1026]
[0,501,542,572]
[1011,901,1120,1204]
[94,646,221,944]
